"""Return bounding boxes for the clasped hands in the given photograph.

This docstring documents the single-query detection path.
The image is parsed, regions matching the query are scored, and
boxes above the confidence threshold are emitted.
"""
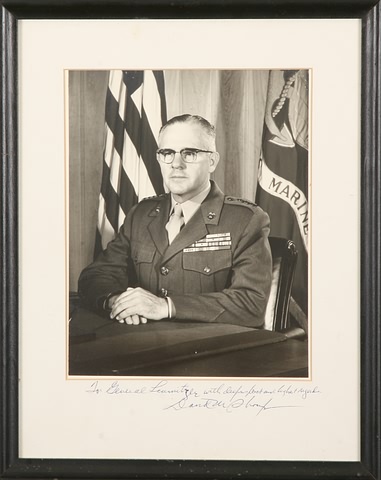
[109,287,168,325]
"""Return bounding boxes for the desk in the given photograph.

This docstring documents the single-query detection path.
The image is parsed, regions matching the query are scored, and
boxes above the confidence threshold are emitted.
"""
[69,308,308,377]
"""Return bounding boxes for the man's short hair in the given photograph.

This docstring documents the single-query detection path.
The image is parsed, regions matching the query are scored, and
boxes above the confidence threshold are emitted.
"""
[159,114,216,141]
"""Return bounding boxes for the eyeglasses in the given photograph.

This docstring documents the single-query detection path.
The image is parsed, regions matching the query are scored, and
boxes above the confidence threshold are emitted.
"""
[156,148,214,164]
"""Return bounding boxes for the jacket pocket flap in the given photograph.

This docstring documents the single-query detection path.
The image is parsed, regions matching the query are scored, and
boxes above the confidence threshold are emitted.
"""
[183,250,232,275]
[134,247,155,264]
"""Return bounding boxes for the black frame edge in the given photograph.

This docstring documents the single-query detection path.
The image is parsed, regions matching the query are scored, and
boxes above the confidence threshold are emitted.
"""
[1,1,380,479]
[0,0,379,19]
[361,2,381,480]
[0,5,18,480]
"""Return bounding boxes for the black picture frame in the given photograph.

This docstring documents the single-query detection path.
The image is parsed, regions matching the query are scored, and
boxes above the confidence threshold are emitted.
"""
[1,1,380,478]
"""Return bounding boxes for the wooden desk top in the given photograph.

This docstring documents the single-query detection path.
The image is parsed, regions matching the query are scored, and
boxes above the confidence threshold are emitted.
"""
[69,308,308,378]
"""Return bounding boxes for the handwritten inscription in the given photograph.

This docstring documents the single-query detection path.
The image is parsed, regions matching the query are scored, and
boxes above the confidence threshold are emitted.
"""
[85,380,320,415]
[164,394,299,414]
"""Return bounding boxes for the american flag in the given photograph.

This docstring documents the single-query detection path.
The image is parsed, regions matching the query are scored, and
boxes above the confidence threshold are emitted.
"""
[94,70,167,255]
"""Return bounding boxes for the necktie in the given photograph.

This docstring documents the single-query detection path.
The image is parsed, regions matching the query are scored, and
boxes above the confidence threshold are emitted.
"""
[166,203,184,244]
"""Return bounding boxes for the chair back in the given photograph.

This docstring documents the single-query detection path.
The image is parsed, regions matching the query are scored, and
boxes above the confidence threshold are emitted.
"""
[263,236,298,332]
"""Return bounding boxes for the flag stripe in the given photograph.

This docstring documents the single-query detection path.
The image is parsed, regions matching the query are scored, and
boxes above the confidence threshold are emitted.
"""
[119,167,138,217]
[141,107,166,194]
[153,70,167,124]
[121,129,142,192]
[124,72,143,158]
[99,163,120,233]
[105,89,125,161]
[142,70,164,140]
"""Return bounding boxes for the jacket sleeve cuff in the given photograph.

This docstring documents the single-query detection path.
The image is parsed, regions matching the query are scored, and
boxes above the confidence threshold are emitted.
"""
[97,291,124,311]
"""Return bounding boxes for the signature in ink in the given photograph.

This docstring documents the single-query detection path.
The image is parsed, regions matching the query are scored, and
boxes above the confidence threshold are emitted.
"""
[165,394,301,415]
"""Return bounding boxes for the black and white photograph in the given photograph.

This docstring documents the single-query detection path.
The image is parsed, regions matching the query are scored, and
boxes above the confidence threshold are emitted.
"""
[68,69,309,377]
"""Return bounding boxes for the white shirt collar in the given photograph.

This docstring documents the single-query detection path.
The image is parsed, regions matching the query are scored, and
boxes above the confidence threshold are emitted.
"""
[170,183,211,224]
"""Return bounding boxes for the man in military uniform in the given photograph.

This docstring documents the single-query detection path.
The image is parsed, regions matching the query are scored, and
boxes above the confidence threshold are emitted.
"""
[78,114,272,328]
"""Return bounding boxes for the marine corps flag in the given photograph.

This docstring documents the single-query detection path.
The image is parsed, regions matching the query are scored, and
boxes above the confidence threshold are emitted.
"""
[95,70,167,256]
[256,70,309,323]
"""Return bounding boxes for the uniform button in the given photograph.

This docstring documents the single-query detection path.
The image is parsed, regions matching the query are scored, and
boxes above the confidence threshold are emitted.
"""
[160,288,168,297]
[155,207,160,213]
[203,266,211,274]
[207,212,216,220]
[161,266,169,275]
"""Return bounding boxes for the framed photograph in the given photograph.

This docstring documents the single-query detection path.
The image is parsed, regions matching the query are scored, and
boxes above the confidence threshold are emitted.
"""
[1,1,380,479]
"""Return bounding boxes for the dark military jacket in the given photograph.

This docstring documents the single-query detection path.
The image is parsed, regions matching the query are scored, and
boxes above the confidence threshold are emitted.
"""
[78,181,272,328]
